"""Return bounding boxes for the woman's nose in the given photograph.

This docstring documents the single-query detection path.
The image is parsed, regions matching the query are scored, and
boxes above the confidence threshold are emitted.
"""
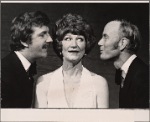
[71,39,77,47]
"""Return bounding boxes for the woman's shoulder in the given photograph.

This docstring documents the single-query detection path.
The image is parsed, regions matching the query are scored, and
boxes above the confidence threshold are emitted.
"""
[90,72,107,84]
[36,71,55,86]
[36,67,62,86]
[83,67,108,89]
[89,71,108,94]
[83,67,108,90]
[84,67,107,83]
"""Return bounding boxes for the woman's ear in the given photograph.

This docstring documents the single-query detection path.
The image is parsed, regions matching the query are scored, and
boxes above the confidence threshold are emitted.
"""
[118,37,129,51]
[20,40,29,48]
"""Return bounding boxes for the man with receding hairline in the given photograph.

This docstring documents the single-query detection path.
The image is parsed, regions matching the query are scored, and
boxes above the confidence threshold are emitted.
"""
[98,20,149,108]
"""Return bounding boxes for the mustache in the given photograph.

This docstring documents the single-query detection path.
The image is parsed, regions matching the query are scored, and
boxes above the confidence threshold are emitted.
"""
[42,43,50,49]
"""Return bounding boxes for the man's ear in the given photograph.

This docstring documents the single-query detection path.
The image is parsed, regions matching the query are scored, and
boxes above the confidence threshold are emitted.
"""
[118,37,129,51]
[20,40,29,48]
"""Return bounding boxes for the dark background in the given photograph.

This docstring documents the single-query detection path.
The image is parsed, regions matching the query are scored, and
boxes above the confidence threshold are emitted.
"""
[1,3,149,108]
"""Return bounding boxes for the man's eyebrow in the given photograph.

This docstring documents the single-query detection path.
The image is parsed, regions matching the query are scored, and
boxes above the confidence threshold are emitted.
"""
[39,31,48,35]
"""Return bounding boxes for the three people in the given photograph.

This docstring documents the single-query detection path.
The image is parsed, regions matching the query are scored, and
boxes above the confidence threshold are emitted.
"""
[98,20,149,108]
[1,11,148,109]
[1,11,53,108]
[35,13,109,108]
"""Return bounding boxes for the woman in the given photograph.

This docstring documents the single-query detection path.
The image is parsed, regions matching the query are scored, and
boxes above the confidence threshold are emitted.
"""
[35,13,109,108]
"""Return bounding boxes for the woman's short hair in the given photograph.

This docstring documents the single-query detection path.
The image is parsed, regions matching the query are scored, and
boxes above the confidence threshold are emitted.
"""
[10,11,50,51]
[52,13,96,59]
[118,19,141,53]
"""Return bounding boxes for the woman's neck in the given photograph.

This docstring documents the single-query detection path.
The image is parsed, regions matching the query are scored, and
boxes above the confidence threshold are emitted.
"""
[62,60,83,77]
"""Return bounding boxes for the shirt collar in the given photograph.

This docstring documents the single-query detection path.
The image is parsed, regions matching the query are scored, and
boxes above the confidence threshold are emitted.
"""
[14,51,31,72]
[121,54,137,78]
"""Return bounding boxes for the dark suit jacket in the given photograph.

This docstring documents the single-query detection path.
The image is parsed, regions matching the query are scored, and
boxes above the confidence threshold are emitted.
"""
[1,52,34,108]
[119,57,149,108]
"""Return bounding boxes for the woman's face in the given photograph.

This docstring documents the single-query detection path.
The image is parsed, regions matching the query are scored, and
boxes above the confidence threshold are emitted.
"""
[61,33,86,63]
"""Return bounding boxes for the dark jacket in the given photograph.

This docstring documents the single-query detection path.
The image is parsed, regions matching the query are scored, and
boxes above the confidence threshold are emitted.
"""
[1,52,35,108]
[119,57,149,108]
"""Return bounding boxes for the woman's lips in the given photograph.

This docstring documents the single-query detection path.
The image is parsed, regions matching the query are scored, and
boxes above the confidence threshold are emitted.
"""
[68,50,79,53]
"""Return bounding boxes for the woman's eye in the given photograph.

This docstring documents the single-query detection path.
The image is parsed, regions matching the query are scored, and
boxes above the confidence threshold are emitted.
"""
[64,37,71,41]
[77,38,84,42]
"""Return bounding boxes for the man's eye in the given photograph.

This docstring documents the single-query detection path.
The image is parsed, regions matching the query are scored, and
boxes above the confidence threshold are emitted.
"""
[39,34,45,37]
[39,32,48,37]
[103,35,108,40]
[103,36,107,39]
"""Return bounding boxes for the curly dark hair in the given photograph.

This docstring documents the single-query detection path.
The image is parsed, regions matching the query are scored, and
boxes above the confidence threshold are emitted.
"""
[52,13,96,59]
[10,11,50,51]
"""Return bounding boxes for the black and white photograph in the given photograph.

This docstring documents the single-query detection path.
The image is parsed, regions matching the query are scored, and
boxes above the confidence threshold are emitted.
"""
[1,0,149,122]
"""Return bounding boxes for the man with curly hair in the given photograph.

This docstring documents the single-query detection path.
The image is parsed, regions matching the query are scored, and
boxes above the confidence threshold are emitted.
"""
[1,11,53,108]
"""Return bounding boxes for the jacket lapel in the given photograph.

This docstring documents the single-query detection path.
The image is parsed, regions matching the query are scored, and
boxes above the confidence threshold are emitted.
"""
[121,57,138,91]
[10,52,31,83]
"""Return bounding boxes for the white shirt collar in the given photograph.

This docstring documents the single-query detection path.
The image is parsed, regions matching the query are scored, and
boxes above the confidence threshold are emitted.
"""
[14,51,31,72]
[121,54,137,78]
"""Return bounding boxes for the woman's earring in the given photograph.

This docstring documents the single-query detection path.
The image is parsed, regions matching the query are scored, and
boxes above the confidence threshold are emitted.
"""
[60,52,62,56]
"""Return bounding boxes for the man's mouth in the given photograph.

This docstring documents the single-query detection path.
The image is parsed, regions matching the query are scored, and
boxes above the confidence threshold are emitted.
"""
[42,44,49,49]
[100,50,103,53]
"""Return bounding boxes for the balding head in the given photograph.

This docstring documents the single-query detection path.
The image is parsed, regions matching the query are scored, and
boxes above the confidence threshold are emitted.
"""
[98,20,122,60]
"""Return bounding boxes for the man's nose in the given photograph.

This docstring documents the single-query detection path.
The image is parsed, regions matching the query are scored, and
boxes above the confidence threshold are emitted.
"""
[98,38,103,46]
[46,34,53,42]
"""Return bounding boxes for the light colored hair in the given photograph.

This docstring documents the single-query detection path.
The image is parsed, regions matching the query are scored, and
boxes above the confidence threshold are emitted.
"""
[116,19,141,53]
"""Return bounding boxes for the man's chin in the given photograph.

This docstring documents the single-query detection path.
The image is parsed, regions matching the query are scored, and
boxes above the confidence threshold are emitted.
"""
[100,55,108,60]
[100,55,117,62]
[41,53,48,58]
[100,55,111,60]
